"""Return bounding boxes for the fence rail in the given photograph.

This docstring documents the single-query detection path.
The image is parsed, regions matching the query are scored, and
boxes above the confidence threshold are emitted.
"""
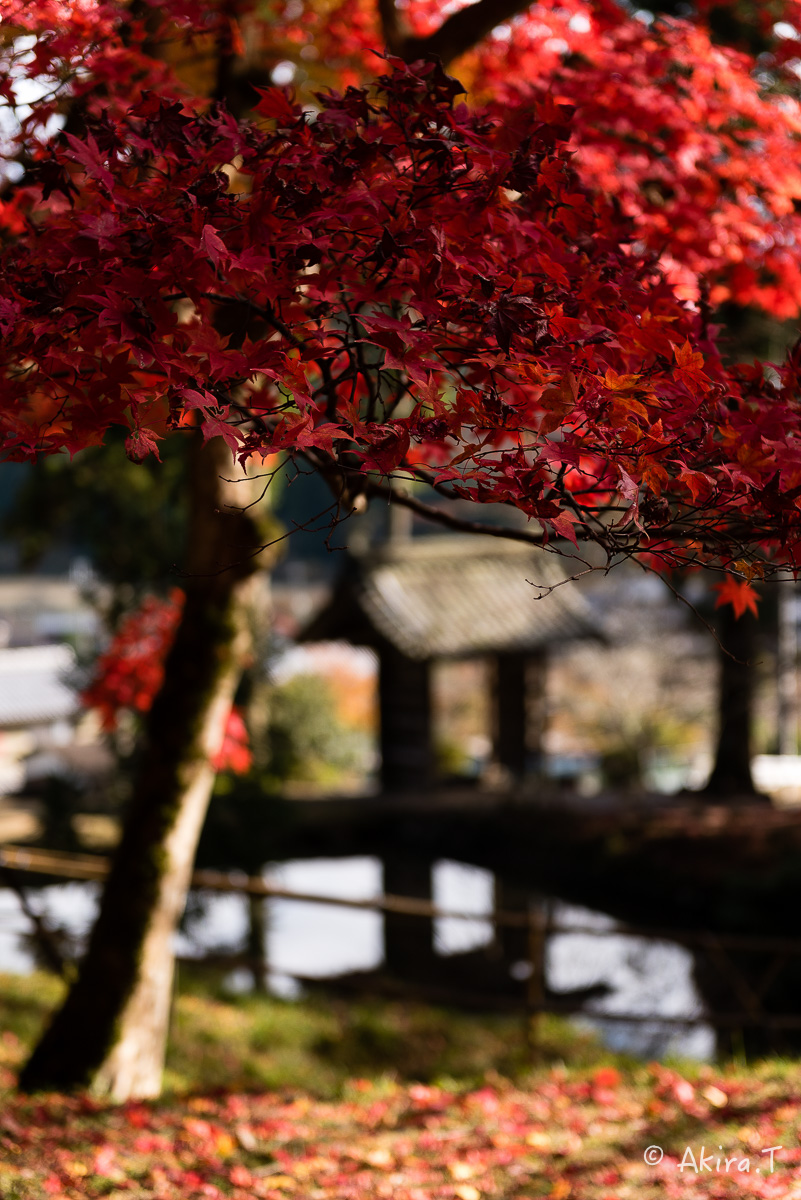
[2,844,801,1035]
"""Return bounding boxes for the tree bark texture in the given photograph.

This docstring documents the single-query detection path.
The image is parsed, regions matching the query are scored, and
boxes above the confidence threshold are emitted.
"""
[19,436,273,1098]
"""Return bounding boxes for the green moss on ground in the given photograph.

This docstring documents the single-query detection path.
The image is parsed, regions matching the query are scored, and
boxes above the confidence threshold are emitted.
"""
[0,968,618,1098]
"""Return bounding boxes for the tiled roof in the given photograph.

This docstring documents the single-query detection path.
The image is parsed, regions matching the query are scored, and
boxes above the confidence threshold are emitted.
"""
[0,644,79,728]
[300,535,602,660]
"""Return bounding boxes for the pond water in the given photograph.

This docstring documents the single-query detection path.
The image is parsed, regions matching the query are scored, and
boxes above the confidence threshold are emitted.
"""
[0,856,714,1060]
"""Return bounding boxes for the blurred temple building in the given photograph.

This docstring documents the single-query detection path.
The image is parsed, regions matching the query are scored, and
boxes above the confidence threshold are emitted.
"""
[300,533,603,793]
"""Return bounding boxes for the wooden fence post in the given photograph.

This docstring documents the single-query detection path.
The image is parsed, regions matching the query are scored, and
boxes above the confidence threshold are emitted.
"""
[526,901,548,1056]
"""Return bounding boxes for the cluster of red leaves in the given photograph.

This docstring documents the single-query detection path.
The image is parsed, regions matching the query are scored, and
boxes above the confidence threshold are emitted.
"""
[213,707,252,776]
[0,0,187,217]
[278,0,801,317]
[2,1066,801,1199]
[472,5,801,318]
[81,590,185,730]
[81,589,251,773]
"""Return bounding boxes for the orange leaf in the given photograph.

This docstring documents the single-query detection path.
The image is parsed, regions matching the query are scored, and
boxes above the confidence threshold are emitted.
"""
[592,1066,621,1089]
[674,339,709,392]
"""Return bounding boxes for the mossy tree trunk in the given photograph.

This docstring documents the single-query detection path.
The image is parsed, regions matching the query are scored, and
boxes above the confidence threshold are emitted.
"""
[19,436,272,1099]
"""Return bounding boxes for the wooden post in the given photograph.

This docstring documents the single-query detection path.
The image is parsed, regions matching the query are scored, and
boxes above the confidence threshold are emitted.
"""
[382,853,434,976]
[377,636,435,970]
[493,877,530,965]
[378,644,433,792]
[525,901,548,1056]
[246,892,268,993]
[491,652,546,780]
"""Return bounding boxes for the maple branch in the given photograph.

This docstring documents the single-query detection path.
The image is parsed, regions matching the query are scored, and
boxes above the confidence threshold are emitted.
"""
[236,396,628,556]
[364,477,549,545]
[386,0,536,66]
[291,436,553,546]
[377,0,405,56]
[205,293,304,349]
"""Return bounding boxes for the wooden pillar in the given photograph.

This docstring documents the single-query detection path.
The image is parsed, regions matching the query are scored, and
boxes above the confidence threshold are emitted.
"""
[378,644,433,792]
[491,652,546,780]
[706,606,758,796]
[382,853,434,976]
[378,644,435,971]
[778,574,798,756]
[246,893,268,993]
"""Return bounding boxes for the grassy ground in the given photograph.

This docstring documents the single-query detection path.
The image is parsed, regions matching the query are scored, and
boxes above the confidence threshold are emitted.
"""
[0,968,610,1098]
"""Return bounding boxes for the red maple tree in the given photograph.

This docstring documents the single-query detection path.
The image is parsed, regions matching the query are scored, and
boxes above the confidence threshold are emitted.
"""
[2,0,801,582]
[4,0,801,1100]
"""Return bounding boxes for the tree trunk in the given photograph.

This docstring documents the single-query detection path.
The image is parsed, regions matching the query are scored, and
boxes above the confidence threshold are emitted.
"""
[19,436,272,1099]
[705,604,759,797]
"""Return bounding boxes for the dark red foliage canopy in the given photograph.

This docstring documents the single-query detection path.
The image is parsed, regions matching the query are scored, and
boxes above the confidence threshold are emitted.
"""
[3,0,801,593]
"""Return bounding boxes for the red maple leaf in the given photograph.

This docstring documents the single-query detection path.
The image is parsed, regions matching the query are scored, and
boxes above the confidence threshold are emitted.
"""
[125,427,162,463]
[714,577,760,619]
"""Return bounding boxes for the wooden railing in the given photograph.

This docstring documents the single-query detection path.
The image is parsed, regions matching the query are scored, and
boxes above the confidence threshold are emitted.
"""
[3,844,801,1033]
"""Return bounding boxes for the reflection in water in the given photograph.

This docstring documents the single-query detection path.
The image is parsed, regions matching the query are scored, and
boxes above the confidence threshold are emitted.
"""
[0,858,712,1058]
[545,906,714,1059]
